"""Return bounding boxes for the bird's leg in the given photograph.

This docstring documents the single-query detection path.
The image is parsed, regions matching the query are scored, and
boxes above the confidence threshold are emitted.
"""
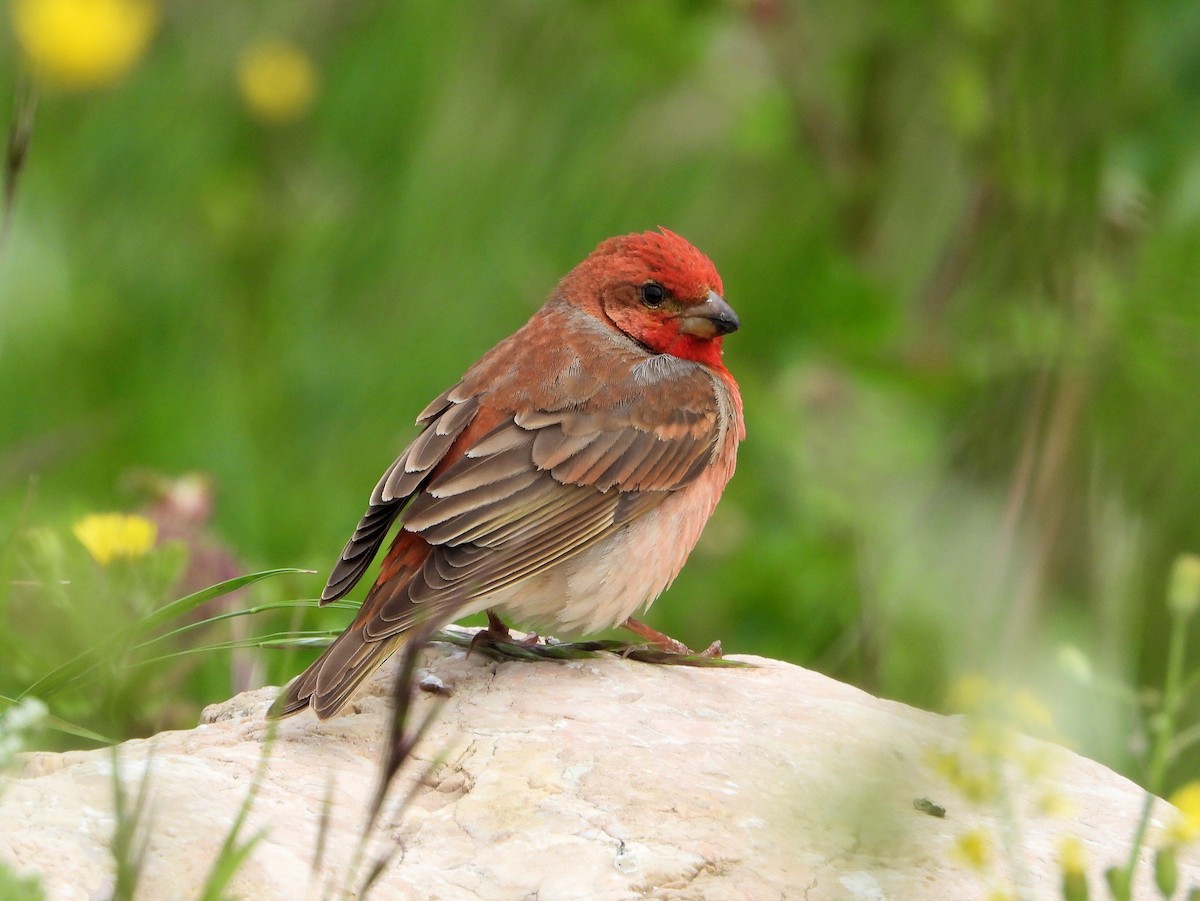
[484,609,513,640]
[621,617,723,658]
[468,610,513,655]
[469,610,541,656]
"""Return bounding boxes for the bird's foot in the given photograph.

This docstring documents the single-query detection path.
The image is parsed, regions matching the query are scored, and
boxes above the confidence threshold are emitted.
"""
[468,610,542,656]
[468,610,513,655]
[620,616,723,658]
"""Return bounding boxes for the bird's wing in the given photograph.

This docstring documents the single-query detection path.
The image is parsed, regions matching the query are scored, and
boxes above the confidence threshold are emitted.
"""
[355,348,733,642]
[319,388,480,602]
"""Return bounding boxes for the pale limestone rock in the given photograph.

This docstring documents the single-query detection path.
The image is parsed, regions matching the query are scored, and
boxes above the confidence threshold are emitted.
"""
[0,629,1194,899]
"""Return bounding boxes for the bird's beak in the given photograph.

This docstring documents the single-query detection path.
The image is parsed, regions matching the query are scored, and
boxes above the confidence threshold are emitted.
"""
[677,290,740,338]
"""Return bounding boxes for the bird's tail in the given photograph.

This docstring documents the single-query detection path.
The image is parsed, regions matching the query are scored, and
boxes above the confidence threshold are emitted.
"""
[269,624,406,720]
[271,529,456,720]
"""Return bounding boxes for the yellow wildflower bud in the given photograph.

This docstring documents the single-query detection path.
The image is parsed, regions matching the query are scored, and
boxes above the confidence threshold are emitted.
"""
[1167,781,1200,845]
[1008,689,1054,732]
[1060,838,1090,901]
[1168,553,1200,619]
[237,40,317,124]
[947,674,993,713]
[12,0,157,90]
[1037,790,1074,818]
[1059,835,1086,875]
[72,513,157,566]
[967,719,1014,759]
[954,829,992,871]
[957,768,1001,805]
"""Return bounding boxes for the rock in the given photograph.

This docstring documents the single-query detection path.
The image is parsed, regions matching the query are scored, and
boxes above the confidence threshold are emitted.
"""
[0,629,1193,899]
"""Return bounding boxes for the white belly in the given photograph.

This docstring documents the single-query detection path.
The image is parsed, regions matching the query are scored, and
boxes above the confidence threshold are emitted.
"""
[493,471,728,636]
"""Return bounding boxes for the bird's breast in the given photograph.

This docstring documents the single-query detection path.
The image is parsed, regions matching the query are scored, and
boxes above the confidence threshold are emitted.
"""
[497,447,737,636]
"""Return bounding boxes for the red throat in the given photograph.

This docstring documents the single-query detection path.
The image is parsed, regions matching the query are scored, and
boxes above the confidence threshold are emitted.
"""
[641,320,726,369]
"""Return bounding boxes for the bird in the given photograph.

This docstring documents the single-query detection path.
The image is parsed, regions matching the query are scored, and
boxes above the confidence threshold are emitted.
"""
[271,228,744,719]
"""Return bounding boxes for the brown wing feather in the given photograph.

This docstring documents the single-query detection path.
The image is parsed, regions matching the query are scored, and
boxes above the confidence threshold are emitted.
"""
[319,394,481,602]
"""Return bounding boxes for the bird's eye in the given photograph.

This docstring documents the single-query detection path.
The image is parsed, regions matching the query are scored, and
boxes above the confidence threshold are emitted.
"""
[640,282,665,308]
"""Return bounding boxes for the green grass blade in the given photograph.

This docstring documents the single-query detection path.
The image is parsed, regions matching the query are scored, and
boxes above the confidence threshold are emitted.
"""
[199,721,277,900]
[20,569,310,700]
[0,693,114,745]
[133,598,356,649]
[41,713,114,745]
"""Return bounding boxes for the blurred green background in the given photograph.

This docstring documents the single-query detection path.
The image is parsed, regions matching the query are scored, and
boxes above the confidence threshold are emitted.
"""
[2,0,1199,789]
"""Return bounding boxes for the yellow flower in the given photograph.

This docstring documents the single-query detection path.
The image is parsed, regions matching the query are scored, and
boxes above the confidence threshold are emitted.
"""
[1166,781,1200,845]
[925,747,964,782]
[1060,836,1090,901]
[1016,745,1051,780]
[1007,689,1053,732]
[966,719,1015,760]
[924,745,1000,804]
[954,828,993,871]
[1058,835,1086,875]
[1037,790,1074,818]
[956,767,1001,805]
[1169,553,1200,619]
[72,513,157,565]
[236,40,317,124]
[947,674,993,713]
[12,0,157,90]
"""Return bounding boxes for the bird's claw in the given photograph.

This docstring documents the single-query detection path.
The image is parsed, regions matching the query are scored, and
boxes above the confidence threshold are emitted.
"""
[656,636,694,656]
[620,615,724,658]
[467,610,543,658]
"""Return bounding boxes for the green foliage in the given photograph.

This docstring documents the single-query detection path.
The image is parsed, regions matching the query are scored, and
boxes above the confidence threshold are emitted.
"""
[1,0,1199,792]
[0,863,42,901]
[0,508,305,743]
[108,747,154,901]
[198,729,272,901]
[931,557,1200,899]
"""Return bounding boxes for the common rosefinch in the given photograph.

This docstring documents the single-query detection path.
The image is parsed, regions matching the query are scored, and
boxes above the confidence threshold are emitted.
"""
[273,229,743,719]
